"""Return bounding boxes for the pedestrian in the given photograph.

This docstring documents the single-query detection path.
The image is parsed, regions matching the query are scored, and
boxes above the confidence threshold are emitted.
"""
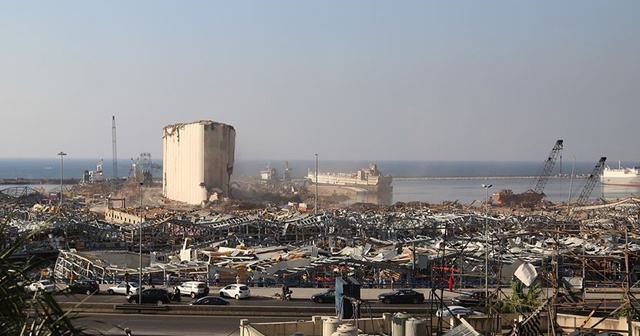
[236,275,240,284]
[172,286,181,302]
[214,271,220,286]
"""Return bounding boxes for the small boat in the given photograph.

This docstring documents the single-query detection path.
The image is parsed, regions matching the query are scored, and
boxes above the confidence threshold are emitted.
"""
[600,162,640,186]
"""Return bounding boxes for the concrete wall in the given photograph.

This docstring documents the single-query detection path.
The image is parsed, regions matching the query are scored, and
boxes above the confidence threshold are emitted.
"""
[163,120,235,205]
[557,313,630,335]
[239,314,393,336]
[105,209,142,224]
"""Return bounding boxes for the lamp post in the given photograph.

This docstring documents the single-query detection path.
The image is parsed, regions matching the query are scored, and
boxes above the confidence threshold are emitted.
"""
[567,156,576,209]
[139,182,143,305]
[314,153,318,214]
[482,184,492,302]
[58,151,66,207]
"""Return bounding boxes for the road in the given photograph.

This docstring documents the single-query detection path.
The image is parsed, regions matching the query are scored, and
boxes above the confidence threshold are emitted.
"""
[74,313,295,336]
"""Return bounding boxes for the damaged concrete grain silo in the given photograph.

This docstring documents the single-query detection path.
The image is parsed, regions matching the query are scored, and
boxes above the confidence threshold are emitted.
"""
[162,120,236,205]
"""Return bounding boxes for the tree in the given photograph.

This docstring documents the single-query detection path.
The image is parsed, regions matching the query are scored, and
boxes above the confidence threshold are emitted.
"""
[0,216,89,336]
[497,278,543,314]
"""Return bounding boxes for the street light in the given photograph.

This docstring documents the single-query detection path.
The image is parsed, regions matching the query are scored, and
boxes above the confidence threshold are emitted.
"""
[482,184,492,302]
[315,153,318,214]
[58,151,67,207]
[139,182,143,305]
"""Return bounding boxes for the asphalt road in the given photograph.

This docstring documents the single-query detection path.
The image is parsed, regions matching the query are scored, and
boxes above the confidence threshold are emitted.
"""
[52,284,635,335]
[74,313,295,336]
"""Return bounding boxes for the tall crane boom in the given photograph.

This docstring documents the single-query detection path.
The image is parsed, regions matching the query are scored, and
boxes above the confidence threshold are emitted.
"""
[530,139,564,194]
[576,157,607,205]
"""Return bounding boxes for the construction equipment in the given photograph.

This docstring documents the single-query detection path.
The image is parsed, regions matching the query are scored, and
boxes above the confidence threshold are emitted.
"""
[494,140,564,207]
[575,157,607,205]
[529,139,564,194]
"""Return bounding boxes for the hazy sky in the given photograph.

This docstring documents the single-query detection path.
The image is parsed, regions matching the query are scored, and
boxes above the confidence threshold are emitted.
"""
[1,1,639,163]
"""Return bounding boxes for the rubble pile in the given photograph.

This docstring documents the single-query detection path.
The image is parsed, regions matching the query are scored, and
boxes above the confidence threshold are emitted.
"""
[2,184,640,293]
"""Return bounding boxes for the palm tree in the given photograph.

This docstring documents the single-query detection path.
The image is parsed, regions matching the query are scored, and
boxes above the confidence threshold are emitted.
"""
[497,278,543,314]
[0,215,88,336]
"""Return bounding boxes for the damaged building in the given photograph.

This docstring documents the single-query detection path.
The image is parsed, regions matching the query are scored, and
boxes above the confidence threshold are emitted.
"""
[162,120,236,205]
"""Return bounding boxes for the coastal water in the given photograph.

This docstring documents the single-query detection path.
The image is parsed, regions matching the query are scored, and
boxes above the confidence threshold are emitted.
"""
[1,158,639,205]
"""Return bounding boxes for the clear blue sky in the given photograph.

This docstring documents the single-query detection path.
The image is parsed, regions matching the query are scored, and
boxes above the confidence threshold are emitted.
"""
[1,1,639,163]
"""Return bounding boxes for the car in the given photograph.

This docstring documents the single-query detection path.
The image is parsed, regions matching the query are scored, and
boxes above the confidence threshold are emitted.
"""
[177,281,209,298]
[189,296,230,306]
[452,290,486,307]
[65,279,100,295]
[219,284,250,300]
[436,305,480,317]
[311,289,336,303]
[126,288,171,305]
[378,288,424,304]
[107,281,142,295]
[568,331,597,336]
[25,280,56,294]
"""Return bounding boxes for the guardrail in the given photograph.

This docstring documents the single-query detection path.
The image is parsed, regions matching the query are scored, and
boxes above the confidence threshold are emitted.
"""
[59,302,429,317]
[114,304,169,313]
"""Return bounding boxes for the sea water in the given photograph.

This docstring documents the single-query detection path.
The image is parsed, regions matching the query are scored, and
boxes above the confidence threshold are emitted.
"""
[1,158,638,205]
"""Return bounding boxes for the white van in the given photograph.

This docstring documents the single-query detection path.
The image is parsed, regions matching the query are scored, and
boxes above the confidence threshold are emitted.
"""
[177,281,209,298]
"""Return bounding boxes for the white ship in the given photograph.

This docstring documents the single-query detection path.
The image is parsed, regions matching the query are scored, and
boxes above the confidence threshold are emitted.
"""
[600,162,640,186]
[307,163,393,194]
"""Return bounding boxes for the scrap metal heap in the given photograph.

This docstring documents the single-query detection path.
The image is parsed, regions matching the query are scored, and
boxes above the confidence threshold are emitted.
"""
[2,194,635,303]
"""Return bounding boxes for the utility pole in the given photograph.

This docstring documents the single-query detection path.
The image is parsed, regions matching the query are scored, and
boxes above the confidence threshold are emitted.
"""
[315,153,318,214]
[482,184,492,301]
[139,182,143,306]
[58,151,66,208]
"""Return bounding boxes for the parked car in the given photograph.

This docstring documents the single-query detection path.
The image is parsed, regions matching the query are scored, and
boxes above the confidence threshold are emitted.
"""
[65,279,100,295]
[436,305,480,317]
[177,281,209,298]
[378,288,424,304]
[452,290,486,307]
[310,289,336,303]
[126,288,170,305]
[219,284,250,300]
[107,281,142,295]
[25,280,56,294]
[568,331,601,336]
[189,296,230,306]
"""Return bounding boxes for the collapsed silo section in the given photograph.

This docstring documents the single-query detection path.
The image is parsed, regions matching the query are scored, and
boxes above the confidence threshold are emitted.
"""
[162,120,236,206]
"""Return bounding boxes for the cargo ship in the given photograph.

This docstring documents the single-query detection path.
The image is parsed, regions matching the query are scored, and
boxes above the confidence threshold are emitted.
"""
[306,163,393,194]
[600,162,640,186]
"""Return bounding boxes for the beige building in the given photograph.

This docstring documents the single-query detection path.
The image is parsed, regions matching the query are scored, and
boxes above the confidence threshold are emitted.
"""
[162,120,236,205]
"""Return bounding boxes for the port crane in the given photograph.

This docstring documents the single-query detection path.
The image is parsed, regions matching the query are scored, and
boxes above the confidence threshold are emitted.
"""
[494,139,563,207]
[528,139,564,194]
[575,157,607,205]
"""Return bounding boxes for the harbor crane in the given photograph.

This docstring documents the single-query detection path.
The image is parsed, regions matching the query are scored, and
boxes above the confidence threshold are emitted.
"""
[575,157,607,205]
[529,139,564,194]
[494,139,564,207]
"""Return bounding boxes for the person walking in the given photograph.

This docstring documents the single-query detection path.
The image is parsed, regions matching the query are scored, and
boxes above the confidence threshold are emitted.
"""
[214,271,220,287]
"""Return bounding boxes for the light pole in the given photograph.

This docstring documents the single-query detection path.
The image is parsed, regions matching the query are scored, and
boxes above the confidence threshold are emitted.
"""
[482,184,492,302]
[58,151,66,207]
[567,156,576,208]
[139,182,143,305]
[314,153,318,214]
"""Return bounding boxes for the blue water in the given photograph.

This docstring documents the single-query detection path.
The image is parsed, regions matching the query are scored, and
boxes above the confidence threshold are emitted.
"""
[1,158,638,204]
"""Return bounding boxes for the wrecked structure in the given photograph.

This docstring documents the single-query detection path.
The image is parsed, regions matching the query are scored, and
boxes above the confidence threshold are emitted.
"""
[162,120,236,205]
[5,181,640,334]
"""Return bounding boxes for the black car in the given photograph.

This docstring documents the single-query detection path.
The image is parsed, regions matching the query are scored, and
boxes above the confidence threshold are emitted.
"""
[65,279,100,295]
[310,289,336,303]
[452,290,486,307]
[127,288,171,305]
[189,296,230,306]
[378,288,424,304]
